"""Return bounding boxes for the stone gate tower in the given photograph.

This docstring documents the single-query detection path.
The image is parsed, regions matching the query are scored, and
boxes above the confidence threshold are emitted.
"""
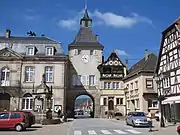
[66,8,104,118]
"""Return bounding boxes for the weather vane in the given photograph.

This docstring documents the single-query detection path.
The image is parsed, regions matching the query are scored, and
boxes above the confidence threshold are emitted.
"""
[85,0,88,9]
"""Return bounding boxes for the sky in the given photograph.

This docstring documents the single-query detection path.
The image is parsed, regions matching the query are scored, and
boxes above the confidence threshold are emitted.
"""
[0,0,179,67]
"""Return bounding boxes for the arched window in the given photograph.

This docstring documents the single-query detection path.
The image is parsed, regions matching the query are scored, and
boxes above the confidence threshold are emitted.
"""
[22,93,33,110]
[1,67,10,86]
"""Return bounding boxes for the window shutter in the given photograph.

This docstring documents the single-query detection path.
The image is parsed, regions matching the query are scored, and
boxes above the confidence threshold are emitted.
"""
[81,75,86,85]
[86,75,89,85]
[95,76,99,86]
[100,97,103,105]
[100,81,104,89]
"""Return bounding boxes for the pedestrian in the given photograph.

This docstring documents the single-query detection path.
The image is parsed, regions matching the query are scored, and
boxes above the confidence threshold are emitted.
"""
[57,109,61,118]
[147,109,153,132]
[3,108,7,112]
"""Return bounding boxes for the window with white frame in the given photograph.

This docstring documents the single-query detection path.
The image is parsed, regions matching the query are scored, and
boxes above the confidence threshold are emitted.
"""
[131,83,133,89]
[46,47,54,56]
[74,49,78,55]
[146,79,153,88]
[116,98,123,105]
[22,93,33,110]
[89,75,95,86]
[45,66,53,82]
[25,66,35,82]
[26,47,35,55]
[148,99,158,108]
[103,98,107,105]
[135,81,138,89]
[72,74,77,86]
[163,77,170,88]
[104,82,111,89]
[112,82,120,89]
[90,50,94,55]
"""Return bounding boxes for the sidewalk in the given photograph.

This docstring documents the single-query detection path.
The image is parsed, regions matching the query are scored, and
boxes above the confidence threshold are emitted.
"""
[152,120,178,135]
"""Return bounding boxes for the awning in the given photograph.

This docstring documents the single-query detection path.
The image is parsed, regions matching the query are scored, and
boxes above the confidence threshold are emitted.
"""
[162,96,180,104]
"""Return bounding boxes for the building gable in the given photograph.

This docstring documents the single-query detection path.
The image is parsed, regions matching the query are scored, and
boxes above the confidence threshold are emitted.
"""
[0,47,22,59]
[97,51,126,80]
[155,18,180,75]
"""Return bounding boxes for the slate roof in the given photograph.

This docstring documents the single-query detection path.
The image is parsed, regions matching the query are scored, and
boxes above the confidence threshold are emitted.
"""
[0,36,59,44]
[68,9,103,49]
[0,36,64,56]
[124,53,157,79]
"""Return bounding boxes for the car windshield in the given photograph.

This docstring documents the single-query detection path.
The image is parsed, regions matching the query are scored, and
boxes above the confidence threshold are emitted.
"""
[131,112,145,116]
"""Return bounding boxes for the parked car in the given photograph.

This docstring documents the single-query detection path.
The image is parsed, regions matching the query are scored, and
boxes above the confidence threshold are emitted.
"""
[22,111,35,127]
[0,111,29,131]
[125,112,151,127]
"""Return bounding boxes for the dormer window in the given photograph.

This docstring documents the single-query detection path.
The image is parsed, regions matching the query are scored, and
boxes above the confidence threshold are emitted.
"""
[74,49,81,55]
[90,50,97,55]
[27,47,35,55]
[46,47,54,56]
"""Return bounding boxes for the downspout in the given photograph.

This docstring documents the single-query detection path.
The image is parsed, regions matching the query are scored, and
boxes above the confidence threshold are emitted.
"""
[18,60,23,110]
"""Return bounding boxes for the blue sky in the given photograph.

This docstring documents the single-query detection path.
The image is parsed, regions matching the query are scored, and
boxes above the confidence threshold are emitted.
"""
[0,0,179,66]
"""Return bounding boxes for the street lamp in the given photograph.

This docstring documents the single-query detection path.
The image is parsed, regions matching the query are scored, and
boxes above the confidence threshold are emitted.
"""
[154,72,165,128]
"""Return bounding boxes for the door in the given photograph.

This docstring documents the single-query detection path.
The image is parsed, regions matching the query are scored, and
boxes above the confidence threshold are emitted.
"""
[9,113,22,127]
[1,67,10,86]
[0,93,10,111]
[108,100,114,111]
[0,112,10,128]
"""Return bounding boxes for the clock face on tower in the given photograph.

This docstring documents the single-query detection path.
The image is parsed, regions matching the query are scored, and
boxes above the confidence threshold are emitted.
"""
[82,55,90,63]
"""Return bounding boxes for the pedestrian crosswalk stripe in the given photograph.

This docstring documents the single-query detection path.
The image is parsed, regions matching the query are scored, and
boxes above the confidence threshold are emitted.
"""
[101,130,112,134]
[74,130,82,135]
[126,129,141,134]
[114,130,127,134]
[88,130,97,134]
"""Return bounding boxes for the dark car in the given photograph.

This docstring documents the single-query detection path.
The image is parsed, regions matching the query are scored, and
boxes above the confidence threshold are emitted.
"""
[22,111,35,127]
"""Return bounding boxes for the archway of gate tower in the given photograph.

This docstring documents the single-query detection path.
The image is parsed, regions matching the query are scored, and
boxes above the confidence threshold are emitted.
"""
[74,94,94,118]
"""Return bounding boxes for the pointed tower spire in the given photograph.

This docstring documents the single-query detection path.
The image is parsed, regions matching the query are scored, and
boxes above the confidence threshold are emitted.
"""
[80,2,92,28]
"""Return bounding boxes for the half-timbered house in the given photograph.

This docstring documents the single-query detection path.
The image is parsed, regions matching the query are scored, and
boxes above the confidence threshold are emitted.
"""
[97,51,127,118]
[155,18,180,122]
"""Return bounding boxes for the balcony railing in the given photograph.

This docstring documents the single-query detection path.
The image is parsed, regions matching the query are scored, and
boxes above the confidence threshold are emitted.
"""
[0,80,20,87]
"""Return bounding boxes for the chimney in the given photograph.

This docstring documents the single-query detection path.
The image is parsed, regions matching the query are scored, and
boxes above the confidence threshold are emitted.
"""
[145,49,148,61]
[102,56,104,62]
[6,29,11,38]
[96,35,98,41]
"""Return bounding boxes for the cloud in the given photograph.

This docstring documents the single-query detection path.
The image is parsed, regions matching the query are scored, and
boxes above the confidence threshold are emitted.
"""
[58,9,154,30]
[115,49,129,56]
[93,10,154,28]
[58,18,78,30]
[24,15,38,20]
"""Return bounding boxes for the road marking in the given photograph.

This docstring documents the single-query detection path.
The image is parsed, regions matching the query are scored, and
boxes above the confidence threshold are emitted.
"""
[88,130,97,134]
[101,130,112,134]
[126,129,141,134]
[74,130,82,135]
[114,130,127,134]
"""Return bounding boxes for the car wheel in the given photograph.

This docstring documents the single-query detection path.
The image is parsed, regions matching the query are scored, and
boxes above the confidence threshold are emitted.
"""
[15,124,23,132]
